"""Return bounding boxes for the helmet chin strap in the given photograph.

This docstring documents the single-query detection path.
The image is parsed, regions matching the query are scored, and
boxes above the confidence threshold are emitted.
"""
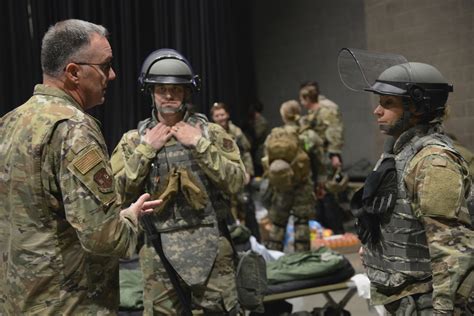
[150,93,187,114]
[157,103,186,114]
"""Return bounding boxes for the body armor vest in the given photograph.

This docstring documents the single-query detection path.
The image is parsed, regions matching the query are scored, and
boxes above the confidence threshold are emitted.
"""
[138,112,223,286]
[138,112,220,232]
[364,126,457,292]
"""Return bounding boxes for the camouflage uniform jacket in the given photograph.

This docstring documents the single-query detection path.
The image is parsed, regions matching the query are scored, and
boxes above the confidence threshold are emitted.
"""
[253,114,271,170]
[0,85,140,315]
[367,125,474,313]
[227,121,254,176]
[318,95,339,110]
[110,111,245,285]
[300,104,344,182]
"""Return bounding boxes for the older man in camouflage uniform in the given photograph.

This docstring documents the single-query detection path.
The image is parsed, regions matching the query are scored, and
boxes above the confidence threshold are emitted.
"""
[111,49,245,315]
[299,81,346,234]
[0,20,160,315]
[339,48,473,315]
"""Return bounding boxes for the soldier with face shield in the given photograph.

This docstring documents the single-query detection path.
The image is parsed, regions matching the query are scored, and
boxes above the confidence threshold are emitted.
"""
[111,49,245,315]
[338,48,473,315]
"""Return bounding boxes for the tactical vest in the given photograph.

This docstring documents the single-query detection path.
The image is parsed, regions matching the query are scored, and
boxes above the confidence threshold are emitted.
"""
[138,113,221,232]
[364,128,459,292]
[138,112,224,286]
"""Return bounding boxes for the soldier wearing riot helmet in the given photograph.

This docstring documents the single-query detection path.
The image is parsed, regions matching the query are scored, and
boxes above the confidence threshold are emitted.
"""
[339,48,473,315]
[111,48,245,315]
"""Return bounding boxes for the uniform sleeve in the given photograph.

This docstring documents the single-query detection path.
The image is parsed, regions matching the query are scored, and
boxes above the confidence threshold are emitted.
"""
[51,120,139,258]
[299,127,328,183]
[110,131,157,207]
[405,150,474,312]
[192,123,246,194]
[321,107,344,155]
[237,133,255,176]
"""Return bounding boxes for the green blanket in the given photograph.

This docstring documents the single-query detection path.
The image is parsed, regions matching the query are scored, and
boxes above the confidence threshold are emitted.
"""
[266,247,346,284]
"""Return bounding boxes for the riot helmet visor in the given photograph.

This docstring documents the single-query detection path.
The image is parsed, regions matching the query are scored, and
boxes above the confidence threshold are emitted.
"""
[337,48,411,95]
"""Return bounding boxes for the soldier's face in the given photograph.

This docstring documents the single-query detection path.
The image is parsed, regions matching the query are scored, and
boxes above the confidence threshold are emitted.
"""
[299,95,309,108]
[211,108,229,128]
[74,34,116,109]
[373,95,405,135]
[153,84,185,111]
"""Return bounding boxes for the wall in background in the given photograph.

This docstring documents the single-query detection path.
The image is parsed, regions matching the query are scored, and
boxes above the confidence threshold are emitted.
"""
[365,0,474,153]
[251,0,377,167]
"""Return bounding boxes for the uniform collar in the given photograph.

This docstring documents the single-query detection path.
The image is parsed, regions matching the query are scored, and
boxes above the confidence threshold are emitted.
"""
[393,124,436,154]
[150,108,192,126]
[33,84,85,113]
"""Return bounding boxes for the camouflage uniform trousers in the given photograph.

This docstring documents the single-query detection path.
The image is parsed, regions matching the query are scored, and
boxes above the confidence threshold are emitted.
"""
[384,292,470,316]
[140,235,238,315]
[266,181,316,252]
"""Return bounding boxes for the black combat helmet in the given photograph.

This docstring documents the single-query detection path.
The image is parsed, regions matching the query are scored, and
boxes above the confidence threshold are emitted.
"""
[138,48,200,92]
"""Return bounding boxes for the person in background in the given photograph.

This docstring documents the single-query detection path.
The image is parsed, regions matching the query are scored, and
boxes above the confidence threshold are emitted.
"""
[245,100,270,177]
[263,100,316,252]
[299,81,346,234]
[211,102,261,241]
[211,102,254,183]
[111,48,245,315]
[0,19,160,314]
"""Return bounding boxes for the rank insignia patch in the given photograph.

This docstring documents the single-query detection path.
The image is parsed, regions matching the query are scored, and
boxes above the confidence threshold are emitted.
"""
[222,138,234,152]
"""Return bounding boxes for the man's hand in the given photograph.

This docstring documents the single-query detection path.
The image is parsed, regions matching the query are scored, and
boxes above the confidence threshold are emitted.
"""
[126,193,162,217]
[143,122,172,150]
[171,121,202,147]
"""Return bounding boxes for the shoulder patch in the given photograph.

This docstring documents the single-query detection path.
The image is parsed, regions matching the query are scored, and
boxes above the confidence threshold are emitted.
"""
[74,148,102,174]
[94,167,113,191]
[222,138,235,152]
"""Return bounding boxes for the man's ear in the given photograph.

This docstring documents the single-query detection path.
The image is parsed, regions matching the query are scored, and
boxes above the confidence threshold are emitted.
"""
[63,63,81,84]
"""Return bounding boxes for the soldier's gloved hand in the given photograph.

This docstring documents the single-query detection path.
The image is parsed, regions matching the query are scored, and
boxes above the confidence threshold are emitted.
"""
[362,157,397,216]
[356,215,381,246]
[366,169,397,215]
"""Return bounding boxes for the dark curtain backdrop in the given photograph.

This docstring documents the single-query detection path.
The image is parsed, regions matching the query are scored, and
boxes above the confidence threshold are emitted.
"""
[0,0,257,151]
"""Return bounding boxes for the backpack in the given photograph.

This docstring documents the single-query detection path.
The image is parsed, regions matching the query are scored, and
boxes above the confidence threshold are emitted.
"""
[264,127,311,191]
[235,250,268,313]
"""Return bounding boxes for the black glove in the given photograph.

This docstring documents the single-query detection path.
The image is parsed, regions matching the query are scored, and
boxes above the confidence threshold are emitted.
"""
[350,157,397,246]
[362,157,397,215]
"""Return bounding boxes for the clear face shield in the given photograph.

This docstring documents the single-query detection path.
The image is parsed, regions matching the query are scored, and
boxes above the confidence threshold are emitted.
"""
[337,48,417,137]
[337,48,414,96]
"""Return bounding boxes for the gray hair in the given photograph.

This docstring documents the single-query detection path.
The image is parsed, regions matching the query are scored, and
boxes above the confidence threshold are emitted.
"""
[41,19,109,77]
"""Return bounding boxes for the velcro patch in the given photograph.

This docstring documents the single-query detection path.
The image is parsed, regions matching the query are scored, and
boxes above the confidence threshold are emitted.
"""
[74,149,102,174]
[431,157,447,167]
[94,168,113,190]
